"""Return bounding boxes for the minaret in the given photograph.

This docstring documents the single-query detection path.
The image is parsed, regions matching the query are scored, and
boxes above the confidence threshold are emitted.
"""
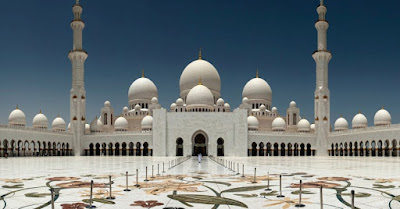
[313,0,331,156]
[68,0,88,156]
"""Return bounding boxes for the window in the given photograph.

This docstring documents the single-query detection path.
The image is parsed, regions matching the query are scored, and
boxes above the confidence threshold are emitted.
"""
[104,113,107,125]
[293,113,297,125]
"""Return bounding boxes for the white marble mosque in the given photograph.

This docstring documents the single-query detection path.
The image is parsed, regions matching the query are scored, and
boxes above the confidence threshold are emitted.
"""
[1,0,399,160]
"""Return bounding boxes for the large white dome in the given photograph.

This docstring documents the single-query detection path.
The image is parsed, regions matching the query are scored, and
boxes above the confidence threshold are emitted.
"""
[90,117,103,132]
[141,115,153,129]
[8,107,26,126]
[374,108,391,126]
[352,113,368,129]
[180,59,221,100]
[297,119,311,132]
[33,112,48,129]
[52,116,66,131]
[272,117,286,131]
[128,77,158,102]
[247,116,259,130]
[186,83,215,107]
[242,77,272,102]
[115,116,128,131]
[334,117,348,131]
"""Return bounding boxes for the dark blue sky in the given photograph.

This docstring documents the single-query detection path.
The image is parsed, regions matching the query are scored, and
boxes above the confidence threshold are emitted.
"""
[0,0,399,126]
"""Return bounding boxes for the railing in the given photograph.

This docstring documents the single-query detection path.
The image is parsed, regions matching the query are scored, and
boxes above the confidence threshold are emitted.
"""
[249,131,316,136]
[86,131,152,136]
[0,125,72,135]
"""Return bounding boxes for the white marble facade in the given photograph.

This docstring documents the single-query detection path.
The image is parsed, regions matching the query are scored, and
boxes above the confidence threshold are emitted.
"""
[0,0,399,158]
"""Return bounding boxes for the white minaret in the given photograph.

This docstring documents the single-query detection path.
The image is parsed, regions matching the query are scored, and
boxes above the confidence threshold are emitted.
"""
[313,0,331,156]
[69,0,88,156]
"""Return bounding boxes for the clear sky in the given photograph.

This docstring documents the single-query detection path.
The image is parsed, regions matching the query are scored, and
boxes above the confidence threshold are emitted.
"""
[0,0,399,127]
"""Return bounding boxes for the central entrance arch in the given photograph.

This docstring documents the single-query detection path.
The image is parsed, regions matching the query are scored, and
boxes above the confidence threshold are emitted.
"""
[192,131,208,156]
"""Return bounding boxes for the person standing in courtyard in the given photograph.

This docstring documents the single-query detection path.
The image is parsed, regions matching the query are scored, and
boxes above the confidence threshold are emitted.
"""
[198,153,202,163]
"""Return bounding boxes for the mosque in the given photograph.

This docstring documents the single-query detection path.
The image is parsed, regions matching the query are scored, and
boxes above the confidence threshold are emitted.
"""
[1,0,399,158]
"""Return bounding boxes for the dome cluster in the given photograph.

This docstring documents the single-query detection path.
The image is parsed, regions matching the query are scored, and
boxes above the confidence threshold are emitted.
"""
[8,106,67,131]
[334,108,392,131]
[242,72,272,111]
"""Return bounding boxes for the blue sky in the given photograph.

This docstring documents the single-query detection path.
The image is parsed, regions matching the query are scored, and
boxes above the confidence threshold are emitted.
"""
[0,0,399,127]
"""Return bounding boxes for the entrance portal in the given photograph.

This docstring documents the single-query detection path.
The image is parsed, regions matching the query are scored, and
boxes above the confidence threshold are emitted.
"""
[193,133,207,156]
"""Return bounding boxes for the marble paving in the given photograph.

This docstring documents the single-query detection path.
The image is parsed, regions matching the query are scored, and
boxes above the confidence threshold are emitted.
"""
[0,156,399,209]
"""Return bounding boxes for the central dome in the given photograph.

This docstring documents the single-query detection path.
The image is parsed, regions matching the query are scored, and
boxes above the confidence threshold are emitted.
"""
[186,83,215,108]
[242,77,272,102]
[180,59,221,101]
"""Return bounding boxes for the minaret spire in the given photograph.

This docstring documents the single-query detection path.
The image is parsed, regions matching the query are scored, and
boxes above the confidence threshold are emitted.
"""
[198,48,202,60]
[313,0,331,156]
[69,0,88,156]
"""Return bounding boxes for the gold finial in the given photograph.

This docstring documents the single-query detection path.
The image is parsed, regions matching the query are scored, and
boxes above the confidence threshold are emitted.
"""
[198,77,203,85]
[320,0,324,6]
[256,69,259,78]
[381,106,384,110]
[39,109,42,114]
[198,48,202,60]
[141,69,144,78]
[57,113,60,117]
[76,0,80,5]
[358,110,361,114]
[340,114,342,118]
[16,104,19,110]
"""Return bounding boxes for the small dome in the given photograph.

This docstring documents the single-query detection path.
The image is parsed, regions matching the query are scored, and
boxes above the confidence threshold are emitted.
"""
[176,98,184,106]
[33,111,48,129]
[151,97,159,104]
[134,104,141,110]
[141,115,153,130]
[170,103,177,109]
[115,117,128,131]
[290,101,296,107]
[224,103,230,109]
[297,119,311,132]
[374,108,391,126]
[272,117,286,131]
[68,123,71,131]
[216,98,225,106]
[8,107,26,126]
[186,84,214,107]
[247,116,259,130]
[334,117,349,131]
[310,124,315,131]
[85,124,90,132]
[123,107,129,113]
[104,101,111,107]
[272,107,278,113]
[352,113,368,129]
[259,104,266,112]
[242,77,272,102]
[242,97,249,104]
[52,116,66,131]
[180,59,221,99]
[90,117,103,132]
[128,77,158,102]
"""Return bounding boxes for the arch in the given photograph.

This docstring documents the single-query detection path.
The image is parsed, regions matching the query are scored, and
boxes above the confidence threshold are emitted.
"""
[104,113,108,125]
[115,143,120,156]
[52,142,57,156]
[89,143,94,156]
[384,140,390,157]
[17,140,22,157]
[23,140,29,156]
[273,143,279,156]
[294,143,299,156]
[30,141,35,156]
[122,142,127,156]
[331,143,334,156]
[129,142,134,156]
[192,130,208,156]
[266,143,272,156]
[280,143,285,156]
[251,142,257,156]
[335,143,339,156]
[57,142,61,156]
[61,143,65,156]
[392,140,397,157]
[95,143,100,156]
[300,143,305,156]
[108,143,113,156]
[3,140,9,157]
[66,143,70,156]
[339,143,343,156]
[102,143,107,156]
[259,142,264,156]
[176,138,184,156]
[306,143,311,156]
[143,142,149,156]
[136,142,141,156]
[354,142,358,156]
[344,142,348,156]
[288,143,292,156]
[293,113,297,125]
[377,140,383,157]
[365,141,370,156]
[371,141,376,157]
[349,142,353,156]
[217,138,224,156]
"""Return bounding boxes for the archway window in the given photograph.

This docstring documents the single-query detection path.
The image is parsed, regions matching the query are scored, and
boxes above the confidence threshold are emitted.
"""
[176,138,184,156]
[193,133,207,156]
[293,113,297,125]
[104,113,108,125]
[217,138,224,156]
[143,142,149,156]
[251,142,257,156]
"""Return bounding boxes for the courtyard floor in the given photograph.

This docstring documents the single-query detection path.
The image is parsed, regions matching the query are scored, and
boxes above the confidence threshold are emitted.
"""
[0,156,399,209]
